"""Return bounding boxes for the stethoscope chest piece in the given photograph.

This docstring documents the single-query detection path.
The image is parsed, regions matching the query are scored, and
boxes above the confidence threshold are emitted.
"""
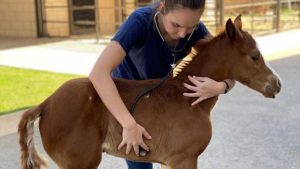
[139,146,148,157]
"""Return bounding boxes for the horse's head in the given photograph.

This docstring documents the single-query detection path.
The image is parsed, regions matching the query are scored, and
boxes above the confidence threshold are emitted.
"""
[225,15,281,98]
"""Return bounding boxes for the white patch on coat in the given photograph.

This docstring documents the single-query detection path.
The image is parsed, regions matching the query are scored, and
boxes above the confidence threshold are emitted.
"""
[144,93,150,99]
[262,55,282,83]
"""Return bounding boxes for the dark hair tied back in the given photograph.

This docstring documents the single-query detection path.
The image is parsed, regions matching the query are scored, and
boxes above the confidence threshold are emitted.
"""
[156,0,206,13]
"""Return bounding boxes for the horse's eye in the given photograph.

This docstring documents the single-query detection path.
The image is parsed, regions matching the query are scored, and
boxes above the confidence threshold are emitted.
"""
[251,55,260,61]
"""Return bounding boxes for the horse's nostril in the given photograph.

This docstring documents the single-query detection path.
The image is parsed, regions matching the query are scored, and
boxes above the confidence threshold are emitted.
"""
[278,80,282,87]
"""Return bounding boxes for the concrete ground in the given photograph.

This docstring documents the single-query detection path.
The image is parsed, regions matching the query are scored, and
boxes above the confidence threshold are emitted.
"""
[0,29,300,168]
[0,29,300,76]
[0,55,299,169]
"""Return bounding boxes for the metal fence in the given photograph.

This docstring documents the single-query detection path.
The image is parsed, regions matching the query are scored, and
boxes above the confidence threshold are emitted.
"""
[216,0,300,35]
[193,0,300,36]
[39,0,300,38]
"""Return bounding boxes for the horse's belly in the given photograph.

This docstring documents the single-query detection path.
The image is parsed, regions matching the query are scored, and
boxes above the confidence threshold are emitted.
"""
[102,120,123,154]
[102,121,166,164]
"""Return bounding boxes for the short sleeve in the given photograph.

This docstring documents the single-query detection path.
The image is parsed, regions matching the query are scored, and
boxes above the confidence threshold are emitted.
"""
[112,12,147,54]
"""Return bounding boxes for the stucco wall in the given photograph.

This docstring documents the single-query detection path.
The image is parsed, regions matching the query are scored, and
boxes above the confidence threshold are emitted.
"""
[98,0,117,34]
[0,0,37,38]
[44,0,69,37]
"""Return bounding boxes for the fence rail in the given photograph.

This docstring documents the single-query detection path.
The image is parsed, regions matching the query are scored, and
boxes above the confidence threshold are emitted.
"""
[40,0,300,38]
[210,0,300,36]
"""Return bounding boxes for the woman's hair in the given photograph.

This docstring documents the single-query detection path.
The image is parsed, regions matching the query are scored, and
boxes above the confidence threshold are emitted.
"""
[151,0,206,30]
[153,0,206,14]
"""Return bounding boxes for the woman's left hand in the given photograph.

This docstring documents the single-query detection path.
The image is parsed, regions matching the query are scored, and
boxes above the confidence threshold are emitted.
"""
[183,75,225,106]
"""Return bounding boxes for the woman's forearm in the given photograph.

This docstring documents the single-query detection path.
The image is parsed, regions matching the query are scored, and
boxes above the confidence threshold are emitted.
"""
[89,73,136,128]
[88,41,136,128]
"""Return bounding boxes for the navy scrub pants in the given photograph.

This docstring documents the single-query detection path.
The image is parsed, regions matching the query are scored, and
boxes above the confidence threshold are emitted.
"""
[126,159,153,169]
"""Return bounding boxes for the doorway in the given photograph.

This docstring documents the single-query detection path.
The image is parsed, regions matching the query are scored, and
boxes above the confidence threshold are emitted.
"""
[69,0,97,35]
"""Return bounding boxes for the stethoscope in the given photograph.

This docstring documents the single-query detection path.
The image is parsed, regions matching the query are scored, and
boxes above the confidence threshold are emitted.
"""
[153,11,196,68]
[130,11,196,157]
[154,11,196,55]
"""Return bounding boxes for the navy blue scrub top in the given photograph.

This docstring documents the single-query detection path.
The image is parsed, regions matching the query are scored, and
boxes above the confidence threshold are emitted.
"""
[111,3,209,80]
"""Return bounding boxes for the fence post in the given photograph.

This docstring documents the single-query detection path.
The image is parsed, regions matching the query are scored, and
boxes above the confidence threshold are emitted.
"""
[276,0,281,32]
[119,0,123,24]
[95,0,100,43]
[251,0,254,33]
[220,0,224,27]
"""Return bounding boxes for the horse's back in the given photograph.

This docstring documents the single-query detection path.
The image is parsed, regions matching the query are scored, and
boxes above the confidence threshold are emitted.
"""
[40,77,107,123]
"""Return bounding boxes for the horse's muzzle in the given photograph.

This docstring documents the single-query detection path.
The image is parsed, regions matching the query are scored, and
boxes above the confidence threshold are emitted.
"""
[265,78,281,98]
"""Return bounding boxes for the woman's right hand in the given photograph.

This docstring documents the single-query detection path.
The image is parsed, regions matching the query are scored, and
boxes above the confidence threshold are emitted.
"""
[118,121,152,156]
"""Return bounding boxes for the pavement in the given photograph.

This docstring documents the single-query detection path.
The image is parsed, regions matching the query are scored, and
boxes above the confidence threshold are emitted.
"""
[0,29,300,76]
[0,38,109,76]
[0,29,300,169]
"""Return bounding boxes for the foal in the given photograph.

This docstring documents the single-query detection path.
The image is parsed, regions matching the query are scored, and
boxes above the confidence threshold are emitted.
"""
[18,15,281,169]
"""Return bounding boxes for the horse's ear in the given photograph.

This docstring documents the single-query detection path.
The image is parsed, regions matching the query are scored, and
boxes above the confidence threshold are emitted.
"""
[234,14,242,30]
[225,18,243,41]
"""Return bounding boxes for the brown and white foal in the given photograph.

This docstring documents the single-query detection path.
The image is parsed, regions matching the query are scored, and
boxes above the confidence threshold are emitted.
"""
[18,15,281,169]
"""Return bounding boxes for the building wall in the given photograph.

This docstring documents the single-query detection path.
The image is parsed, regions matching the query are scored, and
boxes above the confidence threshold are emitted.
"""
[124,0,135,18]
[44,0,118,36]
[0,0,187,38]
[0,0,37,38]
[98,0,117,34]
[0,0,137,38]
[44,0,69,37]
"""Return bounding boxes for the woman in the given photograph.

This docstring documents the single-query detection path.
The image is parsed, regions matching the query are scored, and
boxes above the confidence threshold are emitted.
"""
[89,0,235,168]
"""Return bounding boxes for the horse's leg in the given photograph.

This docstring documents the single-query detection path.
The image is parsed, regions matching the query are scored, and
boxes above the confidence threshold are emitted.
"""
[57,152,102,169]
[39,115,104,169]
[42,127,103,169]
[161,164,170,169]
[168,158,197,169]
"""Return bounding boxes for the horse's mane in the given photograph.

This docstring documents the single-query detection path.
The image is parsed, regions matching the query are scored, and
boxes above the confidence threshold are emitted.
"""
[172,30,226,78]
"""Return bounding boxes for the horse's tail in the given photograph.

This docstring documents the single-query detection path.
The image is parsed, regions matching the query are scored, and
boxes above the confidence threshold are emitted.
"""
[18,106,48,169]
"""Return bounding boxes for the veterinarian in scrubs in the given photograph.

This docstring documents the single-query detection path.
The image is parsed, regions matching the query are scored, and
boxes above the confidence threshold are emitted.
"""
[89,0,235,168]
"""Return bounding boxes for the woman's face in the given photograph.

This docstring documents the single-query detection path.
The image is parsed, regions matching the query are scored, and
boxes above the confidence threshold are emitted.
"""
[160,4,203,40]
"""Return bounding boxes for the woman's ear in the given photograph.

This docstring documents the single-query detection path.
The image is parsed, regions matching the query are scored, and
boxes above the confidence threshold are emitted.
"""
[159,2,165,13]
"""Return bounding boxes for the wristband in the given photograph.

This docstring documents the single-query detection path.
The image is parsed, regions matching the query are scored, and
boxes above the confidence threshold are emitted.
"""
[222,80,230,94]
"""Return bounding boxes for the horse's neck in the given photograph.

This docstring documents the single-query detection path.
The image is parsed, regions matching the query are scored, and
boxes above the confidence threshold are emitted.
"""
[172,37,233,83]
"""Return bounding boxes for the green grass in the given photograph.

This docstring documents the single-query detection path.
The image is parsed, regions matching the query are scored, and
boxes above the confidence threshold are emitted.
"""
[0,66,83,115]
[281,9,298,14]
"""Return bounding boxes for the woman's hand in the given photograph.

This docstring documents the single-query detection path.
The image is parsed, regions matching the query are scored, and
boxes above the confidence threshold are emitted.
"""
[183,75,226,106]
[118,121,152,156]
